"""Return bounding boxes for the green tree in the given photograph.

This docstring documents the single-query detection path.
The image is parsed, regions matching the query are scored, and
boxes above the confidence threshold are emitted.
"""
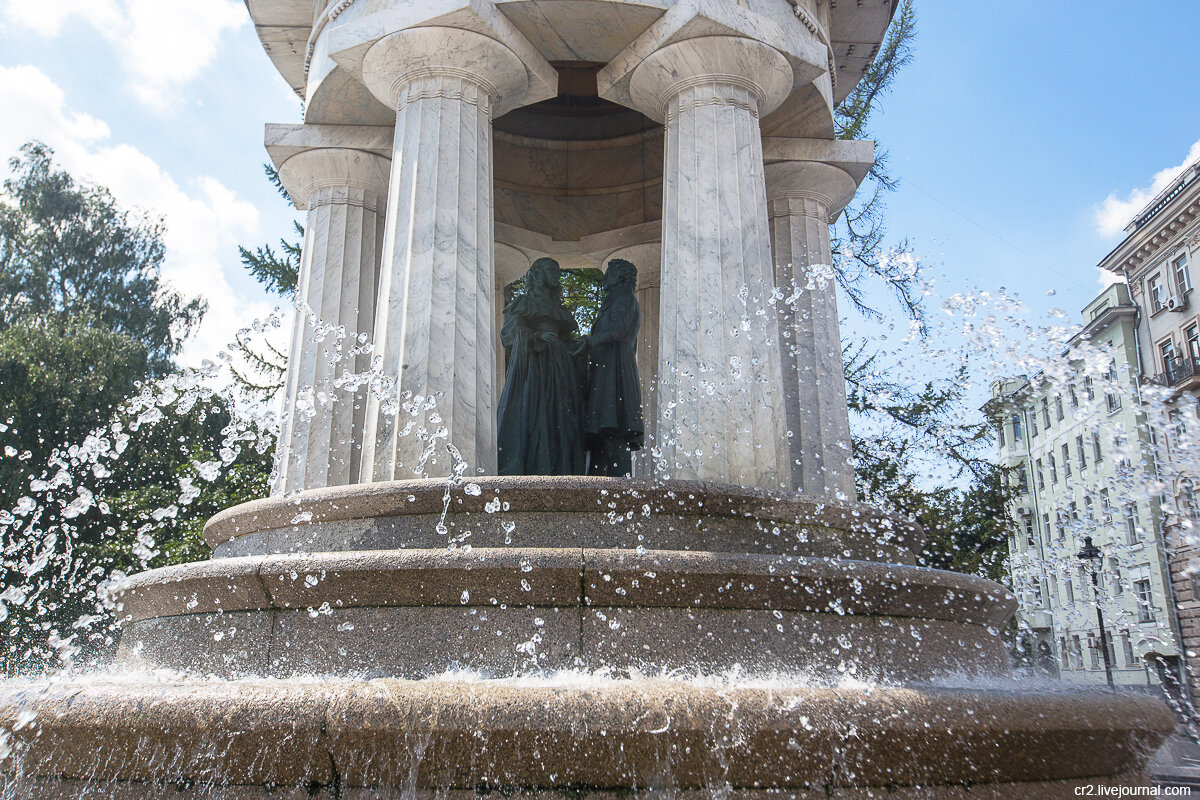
[0,143,204,510]
[832,0,922,327]
[0,142,204,370]
[831,2,1016,577]
[0,143,274,672]
[231,165,299,395]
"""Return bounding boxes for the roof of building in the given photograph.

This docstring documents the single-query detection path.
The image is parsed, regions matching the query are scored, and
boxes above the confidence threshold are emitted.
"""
[1099,156,1200,278]
[243,0,899,105]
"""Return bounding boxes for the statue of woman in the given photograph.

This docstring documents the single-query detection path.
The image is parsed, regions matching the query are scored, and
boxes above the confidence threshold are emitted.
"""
[574,259,644,477]
[497,258,586,475]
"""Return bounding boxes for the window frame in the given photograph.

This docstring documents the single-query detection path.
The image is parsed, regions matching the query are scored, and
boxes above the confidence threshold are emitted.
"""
[1149,273,1165,313]
[1174,252,1191,295]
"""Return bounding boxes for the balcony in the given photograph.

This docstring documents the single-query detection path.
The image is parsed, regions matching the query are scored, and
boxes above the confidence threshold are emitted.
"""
[1152,357,1200,389]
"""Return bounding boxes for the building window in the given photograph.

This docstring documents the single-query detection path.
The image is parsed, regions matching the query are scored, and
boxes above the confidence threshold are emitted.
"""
[1171,409,1187,445]
[1149,274,1165,312]
[1134,579,1154,623]
[1188,323,1200,362]
[1092,432,1103,462]
[1069,501,1079,522]
[1062,444,1072,478]
[1175,253,1191,294]
[1069,384,1079,408]
[1042,512,1051,545]
[1012,413,1023,440]
[1108,557,1122,595]
[998,422,1006,447]
[1161,339,1176,376]
[1065,578,1075,605]
[1031,410,1038,437]
[1181,479,1198,518]
[1055,511,1066,541]
[1055,395,1065,421]
[1084,376,1095,401]
[1076,435,1087,470]
[1120,632,1134,668]
[1035,458,1045,491]
[1017,465,1028,494]
[1114,435,1132,471]
[1048,454,1058,483]
[1084,495,1094,524]
[1100,487,1112,521]
[1060,637,1070,671]
[1042,398,1051,428]
[1104,362,1121,410]
[1191,572,1200,600]
[1124,502,1140,544]
[1072,635,1084,669]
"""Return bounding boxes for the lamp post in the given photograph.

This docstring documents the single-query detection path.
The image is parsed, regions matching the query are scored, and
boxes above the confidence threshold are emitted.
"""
[1077,535,1115,688]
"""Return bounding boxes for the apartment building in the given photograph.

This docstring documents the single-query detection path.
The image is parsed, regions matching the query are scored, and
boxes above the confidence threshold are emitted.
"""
[1099,153,1200,701]
[988,283,1178,687]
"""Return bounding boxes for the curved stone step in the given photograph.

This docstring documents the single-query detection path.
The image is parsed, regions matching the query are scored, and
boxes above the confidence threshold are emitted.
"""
[0,677,1173,796]
[113,548,1015,680]
[204,477,923,563]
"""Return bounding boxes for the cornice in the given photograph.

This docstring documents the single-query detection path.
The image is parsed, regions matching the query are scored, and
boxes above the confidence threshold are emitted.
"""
[1099,192,1200,280]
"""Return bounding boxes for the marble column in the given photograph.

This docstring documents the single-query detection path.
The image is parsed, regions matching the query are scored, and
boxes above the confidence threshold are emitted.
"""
[357,28,531,480]
[765,161,859,500]
[273,147,390,495]
[627,37,795,491]
[601,243,661,478]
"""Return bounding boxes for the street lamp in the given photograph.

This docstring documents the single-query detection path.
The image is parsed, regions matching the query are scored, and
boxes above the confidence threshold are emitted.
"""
[1077,535,1115,687]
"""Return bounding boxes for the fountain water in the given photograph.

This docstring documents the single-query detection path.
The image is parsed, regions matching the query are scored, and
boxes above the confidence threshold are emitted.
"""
[0,0,1178,796]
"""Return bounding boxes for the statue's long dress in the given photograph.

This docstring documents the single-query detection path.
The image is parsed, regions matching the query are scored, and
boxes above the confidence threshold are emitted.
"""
[497,303,586,475]
[582,290,644,450]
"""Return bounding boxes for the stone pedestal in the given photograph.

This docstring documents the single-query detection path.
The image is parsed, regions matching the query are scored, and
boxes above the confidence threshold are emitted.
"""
[273,147,390,494]
[626,36,795,491]
[357,28,535,481]
[766,160,859,500]
[0,478,1176,796]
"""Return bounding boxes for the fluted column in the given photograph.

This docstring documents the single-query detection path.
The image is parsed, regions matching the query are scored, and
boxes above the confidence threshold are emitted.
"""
[766,161,859,500]
[273,148,390,495]
[357,28,531,479]
[627,37,795,491]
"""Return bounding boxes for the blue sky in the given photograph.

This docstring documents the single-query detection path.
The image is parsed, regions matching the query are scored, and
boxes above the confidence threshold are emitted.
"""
[869,2,1200,328]
[0,0,1196,370]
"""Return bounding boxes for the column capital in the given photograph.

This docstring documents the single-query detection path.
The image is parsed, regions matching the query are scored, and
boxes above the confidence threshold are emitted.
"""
[764,160,860,222]
[276,147,391,211]
[360,27,532,116]
[627,36,793,123]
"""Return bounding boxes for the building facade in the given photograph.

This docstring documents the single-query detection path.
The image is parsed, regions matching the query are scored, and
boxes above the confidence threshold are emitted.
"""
[1099,155,1200,705]
[990,283,1179,688]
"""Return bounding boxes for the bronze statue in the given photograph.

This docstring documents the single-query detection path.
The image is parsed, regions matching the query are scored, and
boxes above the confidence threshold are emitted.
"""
[575,259,644,476]
[497,258,586,475]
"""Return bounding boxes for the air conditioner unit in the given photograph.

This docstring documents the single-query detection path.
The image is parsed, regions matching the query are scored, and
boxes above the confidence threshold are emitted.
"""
[1168,294,1189,311]
[1015,506,1030,517]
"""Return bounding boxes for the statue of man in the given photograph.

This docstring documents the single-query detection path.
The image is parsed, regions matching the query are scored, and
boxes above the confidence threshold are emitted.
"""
[497,258,586,475]
[574,259,644,476]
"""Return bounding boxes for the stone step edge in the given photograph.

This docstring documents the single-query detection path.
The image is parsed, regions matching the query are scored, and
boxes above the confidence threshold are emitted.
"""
[0,679,1173,790]
[203,476,923,550]
[114,547,1016,627]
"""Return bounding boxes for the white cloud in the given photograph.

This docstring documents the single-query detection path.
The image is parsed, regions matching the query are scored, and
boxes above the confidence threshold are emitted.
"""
[0,64,274,368]
[1,0,246,109]
[1094,138,1200,238]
